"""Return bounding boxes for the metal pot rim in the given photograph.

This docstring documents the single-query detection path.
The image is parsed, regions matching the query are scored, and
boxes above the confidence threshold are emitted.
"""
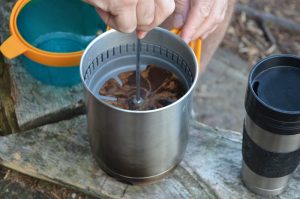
[80,28,199,113]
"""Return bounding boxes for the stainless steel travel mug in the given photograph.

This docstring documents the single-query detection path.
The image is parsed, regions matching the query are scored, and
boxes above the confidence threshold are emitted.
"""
[242,54,300,196]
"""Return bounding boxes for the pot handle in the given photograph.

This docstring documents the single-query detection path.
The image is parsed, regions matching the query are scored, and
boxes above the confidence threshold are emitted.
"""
[0,35,27,59]
[190,39,202,65]
[171,28,202,65]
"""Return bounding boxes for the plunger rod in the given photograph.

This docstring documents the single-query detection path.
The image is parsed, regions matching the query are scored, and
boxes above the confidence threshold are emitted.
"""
[135,38,142,104]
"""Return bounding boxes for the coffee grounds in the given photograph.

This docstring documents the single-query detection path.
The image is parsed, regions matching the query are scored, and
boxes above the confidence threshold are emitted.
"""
[99,65,186,110]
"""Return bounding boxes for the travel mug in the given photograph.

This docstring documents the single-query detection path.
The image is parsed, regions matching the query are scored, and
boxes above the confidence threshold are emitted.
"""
[242,54,300,196]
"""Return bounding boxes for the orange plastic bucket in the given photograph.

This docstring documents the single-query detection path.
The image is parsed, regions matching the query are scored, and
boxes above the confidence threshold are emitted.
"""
[0,0,106,86]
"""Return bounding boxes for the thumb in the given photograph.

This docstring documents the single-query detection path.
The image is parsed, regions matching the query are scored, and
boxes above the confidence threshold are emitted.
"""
[136,30,148,39]
[173,0,190,28]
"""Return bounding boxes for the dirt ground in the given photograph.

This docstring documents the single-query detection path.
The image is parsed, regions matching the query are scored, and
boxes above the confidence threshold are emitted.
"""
[223,0,300,66]
[0,0,299,198]
[194,0,300,132]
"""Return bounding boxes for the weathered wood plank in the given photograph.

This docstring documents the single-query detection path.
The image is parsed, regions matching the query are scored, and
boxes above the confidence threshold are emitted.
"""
[0,53,20,134]
[0,0,15,37]
[192,49,248,132]
[9,63,84,130]
[0,116,212,198]
[0,116,298,199]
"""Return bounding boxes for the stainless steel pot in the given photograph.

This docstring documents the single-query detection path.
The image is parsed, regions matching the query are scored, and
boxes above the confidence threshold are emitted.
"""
[80,28,198,183]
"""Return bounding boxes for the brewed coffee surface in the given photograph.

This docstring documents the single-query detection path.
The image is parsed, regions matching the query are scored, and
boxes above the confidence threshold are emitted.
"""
[99,65,186,110]
[253,66,300,112]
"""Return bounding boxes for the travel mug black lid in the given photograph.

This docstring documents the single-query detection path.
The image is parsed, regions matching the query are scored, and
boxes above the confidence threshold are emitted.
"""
[245,54,300,135]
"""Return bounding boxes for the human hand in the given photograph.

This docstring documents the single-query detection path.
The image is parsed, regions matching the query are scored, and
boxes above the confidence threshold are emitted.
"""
[85,0,175,38]
[162,0,228,43]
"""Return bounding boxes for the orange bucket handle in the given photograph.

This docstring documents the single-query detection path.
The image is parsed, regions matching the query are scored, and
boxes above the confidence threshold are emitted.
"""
[0,35,28,59]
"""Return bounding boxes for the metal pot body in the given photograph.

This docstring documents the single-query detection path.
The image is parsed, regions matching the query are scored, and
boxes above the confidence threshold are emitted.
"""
[80,28,198,183]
